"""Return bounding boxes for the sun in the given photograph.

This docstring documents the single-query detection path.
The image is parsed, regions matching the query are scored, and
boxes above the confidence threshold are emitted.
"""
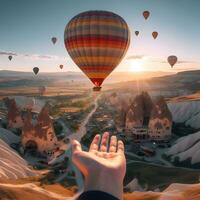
[129,59,144,72]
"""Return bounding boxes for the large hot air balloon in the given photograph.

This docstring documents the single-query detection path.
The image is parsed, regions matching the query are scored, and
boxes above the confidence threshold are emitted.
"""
[8,55,12,61]
[143,11,150,20]
[38,86,46,96]
[51,37,57,44]
[168,56,178,68]
[64,11,130,91]
[33,67,39,75]
[135,31,139,36]
[59,64,63,69]
[152,31,158,39]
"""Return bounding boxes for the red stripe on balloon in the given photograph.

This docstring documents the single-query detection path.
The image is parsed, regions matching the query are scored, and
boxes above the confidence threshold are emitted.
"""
[65,40,128,49]
[90,78,105,86]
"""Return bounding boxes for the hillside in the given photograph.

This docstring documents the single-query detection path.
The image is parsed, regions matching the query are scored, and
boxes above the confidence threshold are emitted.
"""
[0,128,20,144]
[167,131,200,166]
[0,181,199,200]
[0,136,36,179]
[168,100,200,129]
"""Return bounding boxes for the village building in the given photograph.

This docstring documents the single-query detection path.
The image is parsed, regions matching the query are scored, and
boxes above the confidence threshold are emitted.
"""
[21,105,58,156]
[125,92,172,142]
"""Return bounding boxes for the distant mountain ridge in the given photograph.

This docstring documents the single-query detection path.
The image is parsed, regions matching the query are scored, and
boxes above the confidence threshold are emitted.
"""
[0,69,173,80]
[0,70,174,88]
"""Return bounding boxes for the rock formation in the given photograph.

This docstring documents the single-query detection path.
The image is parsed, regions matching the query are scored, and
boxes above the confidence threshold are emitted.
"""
[125,92,153,130]
[7,99,24,129]
[125,92,172,141]
[21,105,58,155]
[148,96,172,140]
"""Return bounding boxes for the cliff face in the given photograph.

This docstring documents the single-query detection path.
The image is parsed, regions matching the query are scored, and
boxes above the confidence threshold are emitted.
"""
[21,105,58,154]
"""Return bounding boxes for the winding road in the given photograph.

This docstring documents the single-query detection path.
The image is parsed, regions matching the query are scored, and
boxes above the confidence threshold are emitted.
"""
[69,93,101,142]
[50,94,101,190]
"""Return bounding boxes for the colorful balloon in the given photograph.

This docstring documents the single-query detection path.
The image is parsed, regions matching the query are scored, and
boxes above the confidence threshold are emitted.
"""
[64,11,130,91]
[152,31,158,39]
[135,31,139,36]
[59,64,63,69]
[33,67,39,75]
[168,56,178,68]
[51,37,57,44]
[143,11,150,20]
[8,55,12,61]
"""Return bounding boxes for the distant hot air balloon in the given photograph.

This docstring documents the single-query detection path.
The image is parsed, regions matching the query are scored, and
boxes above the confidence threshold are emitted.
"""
[64,11,130,91]
[152,31,158,39]
[38,86,46,96]
[59,64,63,69]
[135,31,139,36]
[143,11,150,20]
[33,67,39,75]
[8,55,12,61]
[168,56,178,68]
[51,37,57,44]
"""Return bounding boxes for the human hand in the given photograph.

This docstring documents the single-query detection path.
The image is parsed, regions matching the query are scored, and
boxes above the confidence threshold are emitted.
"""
[72,132,126,200]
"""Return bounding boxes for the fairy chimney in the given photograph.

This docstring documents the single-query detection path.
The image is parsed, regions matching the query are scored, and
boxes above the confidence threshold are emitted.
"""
[7,99,24,129]
[125,95,144,130]
[118,97,131,128]
[21,105,58,155]
[109,92,118,106]
[125,92,153,130]
[148,96,172,140]
[141,91,153,119]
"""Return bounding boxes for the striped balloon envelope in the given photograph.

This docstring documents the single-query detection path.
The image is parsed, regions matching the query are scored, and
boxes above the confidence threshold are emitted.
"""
[64,10,130,91]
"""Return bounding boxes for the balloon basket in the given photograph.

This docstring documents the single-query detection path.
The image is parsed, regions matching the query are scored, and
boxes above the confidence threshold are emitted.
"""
[93,86,101,92]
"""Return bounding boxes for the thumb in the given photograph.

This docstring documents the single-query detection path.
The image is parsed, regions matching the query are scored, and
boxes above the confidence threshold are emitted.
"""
[72,139,82,154]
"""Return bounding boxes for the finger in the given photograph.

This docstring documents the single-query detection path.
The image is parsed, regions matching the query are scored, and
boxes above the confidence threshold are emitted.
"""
[117,140,125,154]
[72,139,82,154]
[89,134,101,152]
[109,135,117,153]
[100,132,109,152]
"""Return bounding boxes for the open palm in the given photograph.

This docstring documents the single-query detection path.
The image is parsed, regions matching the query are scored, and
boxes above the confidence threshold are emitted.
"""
[72,132,126,199]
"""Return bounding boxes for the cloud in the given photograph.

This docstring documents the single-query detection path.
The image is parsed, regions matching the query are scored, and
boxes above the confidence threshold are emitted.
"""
[177,60,197,64]
[24,54,59,60]
[0,51,17,56]
[149,57,197,64]
[159,60,197,64]
[0,50,59,60]
[174,67,198,71]
[126,55,145,60]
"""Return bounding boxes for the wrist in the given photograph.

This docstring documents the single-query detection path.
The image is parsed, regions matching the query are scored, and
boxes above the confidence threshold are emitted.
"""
[84,168,123,200]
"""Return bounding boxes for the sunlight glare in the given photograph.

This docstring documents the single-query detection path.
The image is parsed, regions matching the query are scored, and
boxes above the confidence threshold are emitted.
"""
[130,59,144,72]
